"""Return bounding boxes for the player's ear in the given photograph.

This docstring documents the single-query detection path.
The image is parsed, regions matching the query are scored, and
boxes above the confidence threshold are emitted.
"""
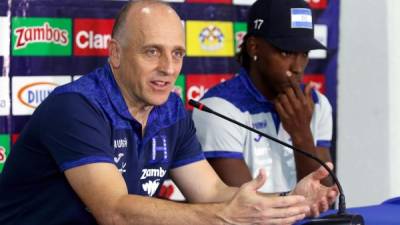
[246,36,258,59]
[108,39,121,68]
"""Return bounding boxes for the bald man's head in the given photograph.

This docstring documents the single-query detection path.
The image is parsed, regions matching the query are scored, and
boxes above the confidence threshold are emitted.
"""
[112,0,178,45]
[108,0,185,107]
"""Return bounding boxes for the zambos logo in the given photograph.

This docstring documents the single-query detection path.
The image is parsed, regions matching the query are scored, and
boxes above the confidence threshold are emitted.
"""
[0,146,6,163]
[12,17,72,56]
[0,135,10,172]
[14,23,69,49]
[17,82,58,109]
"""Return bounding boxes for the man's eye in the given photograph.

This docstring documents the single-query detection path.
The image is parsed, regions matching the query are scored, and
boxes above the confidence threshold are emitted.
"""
[146,48,159,57]
[281,51,290,57]
[173,50,185,59]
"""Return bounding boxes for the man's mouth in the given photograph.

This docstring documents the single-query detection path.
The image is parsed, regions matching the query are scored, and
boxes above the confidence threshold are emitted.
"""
[151,80,169,87]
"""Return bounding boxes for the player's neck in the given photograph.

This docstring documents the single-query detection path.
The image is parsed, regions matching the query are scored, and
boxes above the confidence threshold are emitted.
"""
[248,68,277,101]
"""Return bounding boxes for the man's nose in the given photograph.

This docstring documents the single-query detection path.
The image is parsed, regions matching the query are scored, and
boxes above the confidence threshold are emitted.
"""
[289,54,305,76]
[159,53,174,76]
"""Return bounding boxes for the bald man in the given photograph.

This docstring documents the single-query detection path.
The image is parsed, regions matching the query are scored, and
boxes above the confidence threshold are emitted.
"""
[0,1,337,225]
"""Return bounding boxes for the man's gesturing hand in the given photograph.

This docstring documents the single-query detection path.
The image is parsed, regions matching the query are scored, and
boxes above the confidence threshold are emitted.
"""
[218,169,310,225]
[292,162,339,217]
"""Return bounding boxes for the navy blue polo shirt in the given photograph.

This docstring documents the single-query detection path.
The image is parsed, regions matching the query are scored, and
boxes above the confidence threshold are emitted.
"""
[0,64,204,225]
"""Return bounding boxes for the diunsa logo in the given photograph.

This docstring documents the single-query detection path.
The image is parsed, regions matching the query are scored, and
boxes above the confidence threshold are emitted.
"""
[17,82,58,109]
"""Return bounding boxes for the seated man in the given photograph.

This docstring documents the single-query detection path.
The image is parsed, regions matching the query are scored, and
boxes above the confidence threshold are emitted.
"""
[0,1,336,224]
[193,0,333,194]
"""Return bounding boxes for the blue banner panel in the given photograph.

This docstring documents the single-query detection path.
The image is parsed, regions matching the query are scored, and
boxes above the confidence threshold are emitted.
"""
[4,0,340,166]
[0,2,7,16]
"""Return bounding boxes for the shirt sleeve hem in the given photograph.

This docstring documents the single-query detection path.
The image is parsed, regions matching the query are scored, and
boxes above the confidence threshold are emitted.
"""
[204,151,243,159]
[60,156,114,171]
[170,154,205,169]
[316,140,332,149]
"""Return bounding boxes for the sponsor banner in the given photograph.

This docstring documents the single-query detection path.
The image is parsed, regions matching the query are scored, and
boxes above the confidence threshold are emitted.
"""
[0,17,10,57]
[0,77,10,116]
[303,74,326,94]
[186,21,234,57]
[74,18,114,56]
[12,76,71,115]
[234,22,247,53]
[233,0,256,5]
[186,0,231,3]
[172,74,185,103]
[11,17,72,56]
[309,24,327,59]
[186,74,233,109]
[305,0,328,9]
[0,134,10,173]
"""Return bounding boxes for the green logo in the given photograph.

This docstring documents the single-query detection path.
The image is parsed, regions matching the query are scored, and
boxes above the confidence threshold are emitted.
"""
[234,22,247,53]
[0,134,10,173]
[173,74,185,103]
[12,17,72,56]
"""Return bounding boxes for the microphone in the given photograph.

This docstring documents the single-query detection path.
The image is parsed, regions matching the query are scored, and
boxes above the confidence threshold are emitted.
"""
[189,99,364,225]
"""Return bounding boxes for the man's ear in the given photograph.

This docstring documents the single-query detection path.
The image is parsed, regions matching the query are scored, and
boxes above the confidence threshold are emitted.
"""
[108,39,121,68]
[246,36,258,58]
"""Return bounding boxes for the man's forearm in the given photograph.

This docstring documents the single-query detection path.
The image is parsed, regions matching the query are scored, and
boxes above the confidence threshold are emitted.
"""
[109,194,227,225]
[292,132,321,180]
[292,135,333,185]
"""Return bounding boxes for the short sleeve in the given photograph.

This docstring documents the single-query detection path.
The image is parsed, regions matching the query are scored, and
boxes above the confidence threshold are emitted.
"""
[39,93,114,171]
[192,97,246,159]
[170,112,205,169]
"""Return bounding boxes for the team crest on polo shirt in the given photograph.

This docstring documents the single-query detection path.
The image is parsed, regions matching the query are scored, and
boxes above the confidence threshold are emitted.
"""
[149,135,169,164]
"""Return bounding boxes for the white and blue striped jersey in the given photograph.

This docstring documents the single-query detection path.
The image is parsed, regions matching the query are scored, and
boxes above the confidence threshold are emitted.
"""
[192,68,332,193]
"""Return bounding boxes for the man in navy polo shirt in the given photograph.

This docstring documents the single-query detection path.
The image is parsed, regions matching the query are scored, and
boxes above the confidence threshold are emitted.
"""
[0,1,337,224]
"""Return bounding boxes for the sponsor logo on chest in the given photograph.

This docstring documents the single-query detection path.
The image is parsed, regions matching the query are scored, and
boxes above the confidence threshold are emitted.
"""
[141,167,167,196]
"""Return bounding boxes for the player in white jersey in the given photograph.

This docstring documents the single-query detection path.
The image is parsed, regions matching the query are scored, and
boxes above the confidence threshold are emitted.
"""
[193,0,333,194]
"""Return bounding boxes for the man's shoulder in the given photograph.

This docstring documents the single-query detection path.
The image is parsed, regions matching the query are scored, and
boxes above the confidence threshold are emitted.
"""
[51,66,110,110]
[53,67,105,97]
[201,75,254,109]
[202,75,241,99]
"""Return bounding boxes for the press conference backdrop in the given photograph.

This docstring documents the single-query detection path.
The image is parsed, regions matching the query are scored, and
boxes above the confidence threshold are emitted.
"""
[0,0,339,199]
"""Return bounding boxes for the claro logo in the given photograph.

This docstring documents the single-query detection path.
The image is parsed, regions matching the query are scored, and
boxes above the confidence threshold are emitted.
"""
[74,19,114,56]
[17,82,58,108]
[14,23,69,49]
[75,31,111,50]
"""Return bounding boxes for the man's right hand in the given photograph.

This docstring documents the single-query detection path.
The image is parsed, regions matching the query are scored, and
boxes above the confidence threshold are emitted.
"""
[217,169,310,225]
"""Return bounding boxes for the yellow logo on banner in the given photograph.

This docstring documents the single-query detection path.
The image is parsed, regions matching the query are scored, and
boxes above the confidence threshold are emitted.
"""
[186,21,234,57]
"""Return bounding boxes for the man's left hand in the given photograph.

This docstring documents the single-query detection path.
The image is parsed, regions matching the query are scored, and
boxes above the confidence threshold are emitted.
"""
[291,162,339,217]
